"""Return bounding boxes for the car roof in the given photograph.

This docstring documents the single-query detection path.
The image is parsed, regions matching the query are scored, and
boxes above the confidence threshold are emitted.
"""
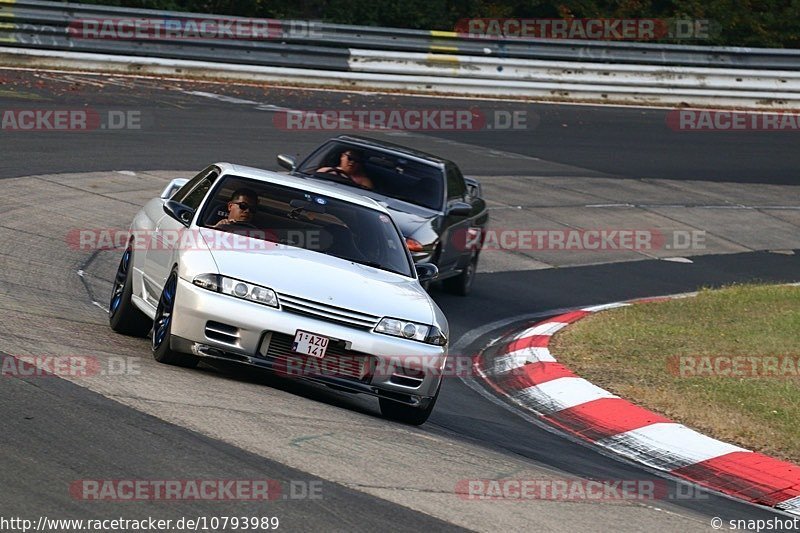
[215,163,389,213]
[332,135,451,167]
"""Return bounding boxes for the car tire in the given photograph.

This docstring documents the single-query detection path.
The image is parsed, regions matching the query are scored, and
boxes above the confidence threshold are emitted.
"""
[442,251,478,296]
[379,383,441,425]
[152,269,199,368]
[109,245,151,336]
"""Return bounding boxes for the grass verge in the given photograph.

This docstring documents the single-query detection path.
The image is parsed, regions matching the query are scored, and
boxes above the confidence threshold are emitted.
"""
[550,284,800,463]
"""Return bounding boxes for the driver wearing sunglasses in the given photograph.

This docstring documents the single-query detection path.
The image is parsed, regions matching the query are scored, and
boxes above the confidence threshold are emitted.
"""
[317,149,374,190]
[213,188,259,228]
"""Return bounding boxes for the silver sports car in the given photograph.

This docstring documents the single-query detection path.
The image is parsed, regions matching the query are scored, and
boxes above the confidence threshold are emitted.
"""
[109,163,448,424]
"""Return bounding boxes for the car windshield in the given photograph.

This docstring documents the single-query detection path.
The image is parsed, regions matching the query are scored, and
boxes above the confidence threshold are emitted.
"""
[199,175,414,277]
[297,142,444,211]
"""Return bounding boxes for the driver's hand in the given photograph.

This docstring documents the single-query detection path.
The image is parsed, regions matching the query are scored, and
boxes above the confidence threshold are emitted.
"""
[214,219,233,227]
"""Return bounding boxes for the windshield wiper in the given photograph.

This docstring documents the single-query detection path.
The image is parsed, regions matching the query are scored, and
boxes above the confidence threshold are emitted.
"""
[350,259,384,269]
[336,256,392,272]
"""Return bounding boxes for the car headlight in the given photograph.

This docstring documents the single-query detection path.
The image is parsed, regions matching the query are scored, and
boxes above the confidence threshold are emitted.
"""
[192,274,278,308]
[375,317,447,346]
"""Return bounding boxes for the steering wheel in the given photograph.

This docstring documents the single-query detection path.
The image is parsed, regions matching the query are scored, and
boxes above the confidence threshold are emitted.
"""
[217,220,259,232]
[228,220,259,229]
[317,168,372,190]
[322,167,350,178]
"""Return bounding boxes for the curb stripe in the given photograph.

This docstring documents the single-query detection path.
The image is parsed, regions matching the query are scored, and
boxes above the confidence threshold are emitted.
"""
[596,423,748,471]
[513,321,570,338]
[497,346,555,369]
[526,377,617,414]
[542,310,591,324]
[497,361,576,389]
[672,452,800,505]
[542,397,672,441]
[581,302,630,312]
[629,296,673,304]
[478,294,800,511]
[492,352,529,374]
[779,495,800,514]
[503,333,550,355]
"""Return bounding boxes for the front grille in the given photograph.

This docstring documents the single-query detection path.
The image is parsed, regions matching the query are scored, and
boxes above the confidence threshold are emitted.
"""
[277,292,380,330]
[258,332,373,382]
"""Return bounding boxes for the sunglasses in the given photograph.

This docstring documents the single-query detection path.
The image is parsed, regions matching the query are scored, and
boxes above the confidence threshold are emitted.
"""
[343,153,361,163]
[231,201,255,211]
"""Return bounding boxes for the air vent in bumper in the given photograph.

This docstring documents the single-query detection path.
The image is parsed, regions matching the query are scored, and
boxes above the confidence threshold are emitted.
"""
[205,321,240,345]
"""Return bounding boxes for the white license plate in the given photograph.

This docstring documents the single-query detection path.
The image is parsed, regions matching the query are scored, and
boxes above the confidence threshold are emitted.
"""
[292,330,329,358]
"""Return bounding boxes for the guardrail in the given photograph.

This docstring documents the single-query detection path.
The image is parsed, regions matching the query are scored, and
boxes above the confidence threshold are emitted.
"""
[1,0,799,107]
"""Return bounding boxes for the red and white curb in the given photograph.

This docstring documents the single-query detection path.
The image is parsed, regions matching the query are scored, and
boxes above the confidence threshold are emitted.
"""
[475,295,800,515]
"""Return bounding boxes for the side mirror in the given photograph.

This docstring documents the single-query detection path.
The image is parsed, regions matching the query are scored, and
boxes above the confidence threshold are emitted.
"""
[415,263,439,283]
[159,178,189,199]
[163,200,195,227]
[277,154,297,171]
[447,201,472,217]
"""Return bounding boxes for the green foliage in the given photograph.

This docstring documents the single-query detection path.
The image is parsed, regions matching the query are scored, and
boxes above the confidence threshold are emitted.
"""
[76,0,800,47]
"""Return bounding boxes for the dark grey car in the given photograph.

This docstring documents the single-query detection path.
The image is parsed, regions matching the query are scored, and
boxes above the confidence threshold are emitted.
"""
[278,135,489,295]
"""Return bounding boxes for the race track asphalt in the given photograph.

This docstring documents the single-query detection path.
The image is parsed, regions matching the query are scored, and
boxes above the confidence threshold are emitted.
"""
[1,68,798,532]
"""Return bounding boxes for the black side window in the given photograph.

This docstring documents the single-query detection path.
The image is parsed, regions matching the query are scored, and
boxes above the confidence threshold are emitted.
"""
[173,167,219,210]
[446,165,466,200]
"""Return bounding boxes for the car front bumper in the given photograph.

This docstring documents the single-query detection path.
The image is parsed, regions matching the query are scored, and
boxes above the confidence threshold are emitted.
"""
[170,277,447,402]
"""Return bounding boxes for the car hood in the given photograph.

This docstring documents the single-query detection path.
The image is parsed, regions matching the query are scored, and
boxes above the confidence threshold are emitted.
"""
[376,199,437,237]
[200,230,435,324]
[296,175,438,236]
[352,193,438,237]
